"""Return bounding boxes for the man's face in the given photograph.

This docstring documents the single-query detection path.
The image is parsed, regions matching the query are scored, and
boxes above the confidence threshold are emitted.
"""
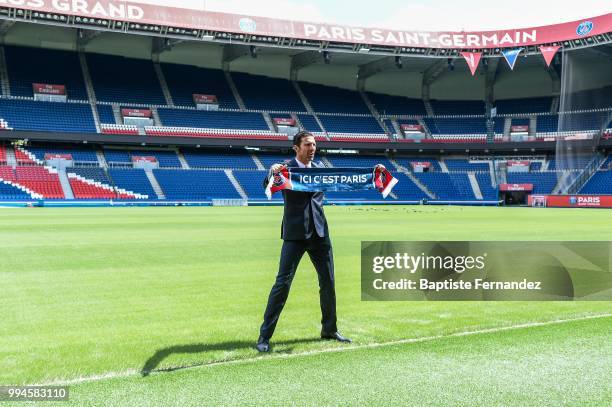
[294,135,316,164]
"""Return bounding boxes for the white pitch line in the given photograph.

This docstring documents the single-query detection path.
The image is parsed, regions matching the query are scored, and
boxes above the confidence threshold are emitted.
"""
[33,313,612,387]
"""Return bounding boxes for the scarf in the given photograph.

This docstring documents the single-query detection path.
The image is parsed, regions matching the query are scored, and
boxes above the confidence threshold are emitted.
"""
[265,167,398,199]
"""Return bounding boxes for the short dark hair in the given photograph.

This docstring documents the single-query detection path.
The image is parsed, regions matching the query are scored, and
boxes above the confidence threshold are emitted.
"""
[293,130,315,146]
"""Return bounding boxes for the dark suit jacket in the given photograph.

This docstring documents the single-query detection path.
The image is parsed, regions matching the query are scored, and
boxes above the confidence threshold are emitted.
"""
[263,158,329,240]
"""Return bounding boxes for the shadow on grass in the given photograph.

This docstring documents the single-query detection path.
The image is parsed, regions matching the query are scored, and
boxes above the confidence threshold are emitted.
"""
[141,337,321,377]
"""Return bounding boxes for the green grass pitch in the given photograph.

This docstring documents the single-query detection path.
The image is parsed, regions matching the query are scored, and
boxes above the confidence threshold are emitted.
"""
[0,205,610,405]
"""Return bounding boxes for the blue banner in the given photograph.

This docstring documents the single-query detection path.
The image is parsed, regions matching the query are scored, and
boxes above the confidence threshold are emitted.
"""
[266,167,398,199]
[502,48,523,70]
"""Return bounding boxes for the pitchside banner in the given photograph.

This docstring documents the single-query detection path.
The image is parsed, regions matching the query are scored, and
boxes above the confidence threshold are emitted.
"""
[1,1,609,49]
[361,241,612,300]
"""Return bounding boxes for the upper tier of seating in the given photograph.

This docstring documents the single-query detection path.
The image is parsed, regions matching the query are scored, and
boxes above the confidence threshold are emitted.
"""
[161,63,238,109]
[183,150,257,169]
[87,53,166,105]
[5,46,88,100]
[232,73,304,111]
[299,82,369,114]
[0,99,96,133]
[26,145,98,162]
[367,93,427,116]
[158,109,269,130]
[424,117,487,134]
[318,115,384,134]
[494,97,552,115]
[430,100,485,116]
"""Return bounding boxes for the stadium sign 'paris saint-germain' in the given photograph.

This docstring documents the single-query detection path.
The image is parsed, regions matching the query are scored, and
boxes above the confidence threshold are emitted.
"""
[239,18,257,33]
[576,21,593,36]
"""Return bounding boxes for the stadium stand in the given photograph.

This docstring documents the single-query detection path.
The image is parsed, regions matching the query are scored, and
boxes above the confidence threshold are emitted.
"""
[153,169,242,200]
[494,97,553,114]
[5,45,89,100]
[580,171,612,194]
[430,100,485,116]
[231,73,304,111]
[299,82,369,114]
[414,172,476,200]
[87,53,166,105]
[506,172,558,194]
[0,99,96,133]
[108,169,157,198]
[182,150,257,169]
[161,63,239,109]
[157,109,269,130]
[367,93,427,116]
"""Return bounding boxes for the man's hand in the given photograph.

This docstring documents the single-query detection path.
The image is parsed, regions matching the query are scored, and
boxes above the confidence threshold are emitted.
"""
[269,163,287,176]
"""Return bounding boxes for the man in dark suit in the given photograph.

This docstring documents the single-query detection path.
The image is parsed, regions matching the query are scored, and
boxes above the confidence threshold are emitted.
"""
[256,131,351,352]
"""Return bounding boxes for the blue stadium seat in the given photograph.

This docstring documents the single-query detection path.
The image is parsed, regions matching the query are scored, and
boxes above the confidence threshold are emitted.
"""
[182,150,257,169]
[109,168,157,198]
[430,100,485,116]
[6,45,88,100]
[299,82,369,114]
[67,167,112,184]
[87,53,166,105]
[506,172,558,194]
[475,173,498,200]
[318,115,384,134]
[0,99,96,133]
[157,109,269,130]
[367,93,427,116]
[495,97,552,114]
[161,63,238,109]
[26,145,98,163]
[233,170,281,200]
[97,104,116,124]
[153,169,241,200]
[414,173,476,200]
[232,73,305,111]
[424,118,487,134]
[0,181,33,199]
[580,171,612,194]
[297,114,323,132]
[444,159,489,172]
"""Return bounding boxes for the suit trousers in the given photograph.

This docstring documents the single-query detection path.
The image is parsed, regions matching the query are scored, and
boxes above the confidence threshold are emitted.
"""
[259,235,337,340]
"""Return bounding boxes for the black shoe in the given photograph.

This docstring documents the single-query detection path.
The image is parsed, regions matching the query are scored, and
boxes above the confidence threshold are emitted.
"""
[321,331,352,343]
[256,336,270,352]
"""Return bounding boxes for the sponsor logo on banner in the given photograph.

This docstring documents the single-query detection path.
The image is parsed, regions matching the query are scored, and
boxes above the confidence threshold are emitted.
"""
[539,45,561,67]
[460,52,482,76]
[499,183,533,191]
[400,124,423,132]
[121,109,152,118]
[536,195,611,208]
[507,160,530,166]
[131,156,157,163]
[44,153,72,160]
[510,125,529,132]
[239,18,257,33]
[193,94,218,104]
[502,48,523,70]
[576,21,593,36]
[273,118,296,126]
[32,83,66,95]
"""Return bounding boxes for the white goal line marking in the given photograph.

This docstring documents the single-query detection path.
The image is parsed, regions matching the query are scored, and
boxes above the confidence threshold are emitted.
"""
[34,313,612,387]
